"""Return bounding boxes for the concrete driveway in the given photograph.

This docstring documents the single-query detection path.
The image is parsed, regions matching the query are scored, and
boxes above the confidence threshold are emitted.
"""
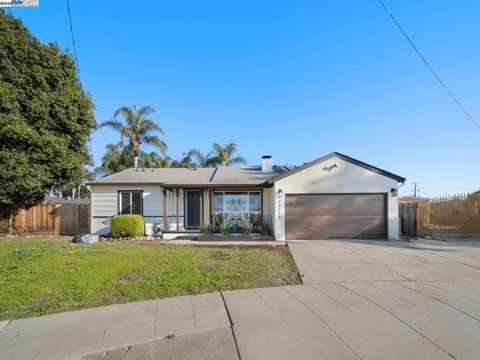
[2,239,480,359]
[288,238,480,284]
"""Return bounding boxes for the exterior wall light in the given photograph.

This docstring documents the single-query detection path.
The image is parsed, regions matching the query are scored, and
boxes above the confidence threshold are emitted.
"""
[276,189,283,199]
[391,188,398,197]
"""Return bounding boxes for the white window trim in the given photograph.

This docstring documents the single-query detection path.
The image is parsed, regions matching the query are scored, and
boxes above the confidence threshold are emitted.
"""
[118,191,143,215]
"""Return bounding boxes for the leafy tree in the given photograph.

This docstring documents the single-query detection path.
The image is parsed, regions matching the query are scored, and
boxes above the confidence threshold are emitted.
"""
[99,105,167,161]
[211,143,247,167]
[0,11,95,227]
[52,166,95,199]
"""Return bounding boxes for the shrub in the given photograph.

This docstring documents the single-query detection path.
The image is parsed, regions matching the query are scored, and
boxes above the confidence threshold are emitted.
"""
[200,223,213,235]
[0,218,10,234]
[241,222,253,237]
[219,222,230,236]
[110,215,144,238]
[260,223,270,236]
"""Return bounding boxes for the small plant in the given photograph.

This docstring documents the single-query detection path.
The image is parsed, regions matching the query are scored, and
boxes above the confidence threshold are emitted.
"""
[200,223,214,235]
[241,221,253,237]
[219,222,230,236]
[260,222,270,236]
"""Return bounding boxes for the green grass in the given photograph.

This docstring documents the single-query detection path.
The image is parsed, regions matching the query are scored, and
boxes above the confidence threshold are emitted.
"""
[0,239,300,320]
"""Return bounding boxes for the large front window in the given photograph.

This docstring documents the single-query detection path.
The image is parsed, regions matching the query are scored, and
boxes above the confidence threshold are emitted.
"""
[119,191,143,215]
[214,191,261,229]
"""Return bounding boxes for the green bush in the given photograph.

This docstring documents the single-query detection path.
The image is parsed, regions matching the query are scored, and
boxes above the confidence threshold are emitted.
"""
[110,215,145,238]
[200,224,213,235]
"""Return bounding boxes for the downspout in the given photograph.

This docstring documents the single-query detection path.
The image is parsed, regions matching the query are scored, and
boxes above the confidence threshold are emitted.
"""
[86,185,93,234]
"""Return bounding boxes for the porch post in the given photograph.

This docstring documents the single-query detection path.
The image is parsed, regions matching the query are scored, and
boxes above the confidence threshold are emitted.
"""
[163,188,167,231]
[201,189,204,226]
[176,188,179,232]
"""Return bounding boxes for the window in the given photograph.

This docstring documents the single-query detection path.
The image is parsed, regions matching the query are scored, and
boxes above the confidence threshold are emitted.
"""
[119,191,143,215]
[214,191,261,217]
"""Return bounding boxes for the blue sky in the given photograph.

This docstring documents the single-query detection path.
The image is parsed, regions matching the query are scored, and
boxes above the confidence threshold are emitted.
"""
[8,1,479,197]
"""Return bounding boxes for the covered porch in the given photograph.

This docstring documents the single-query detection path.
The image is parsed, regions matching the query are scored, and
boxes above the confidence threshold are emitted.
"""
[161,187,273,234]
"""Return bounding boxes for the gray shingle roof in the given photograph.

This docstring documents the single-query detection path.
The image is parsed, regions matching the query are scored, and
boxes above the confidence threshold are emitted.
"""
[89,166,285,187]
[89,152,405,187]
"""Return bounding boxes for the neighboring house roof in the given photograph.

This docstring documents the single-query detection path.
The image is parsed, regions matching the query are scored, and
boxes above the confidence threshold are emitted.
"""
[89,166,286,187]
[89,152,405,187]
[399,196,429,203]
[267,152,406,183]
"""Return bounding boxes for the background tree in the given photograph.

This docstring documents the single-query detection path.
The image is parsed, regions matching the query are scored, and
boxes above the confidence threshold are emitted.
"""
[95,141,131,176]
[190,148,215,167]
[99,105,167,162]
[140,152,170,168]
[170,150,197,168]
[0,10,95,230]
[211,143,247,167]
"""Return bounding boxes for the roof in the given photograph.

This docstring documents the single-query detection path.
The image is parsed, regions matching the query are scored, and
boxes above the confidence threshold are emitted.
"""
[89,152,405,187]
[267,152,406,183]
[89,166,286,187]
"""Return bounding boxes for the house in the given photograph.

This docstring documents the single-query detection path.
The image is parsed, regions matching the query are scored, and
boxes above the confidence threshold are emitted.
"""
[88,152,406,240]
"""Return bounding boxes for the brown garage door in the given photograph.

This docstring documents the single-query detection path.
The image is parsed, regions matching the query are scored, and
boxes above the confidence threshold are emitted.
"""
[286,194,387,240]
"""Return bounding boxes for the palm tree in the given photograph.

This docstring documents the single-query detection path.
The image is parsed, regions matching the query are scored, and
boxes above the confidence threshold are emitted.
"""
[171,150,197,168]
[190,148,216,167]
[140,152,170,168]
[99,105,167,161]
[211,143,247,167]
[95,141,131,176]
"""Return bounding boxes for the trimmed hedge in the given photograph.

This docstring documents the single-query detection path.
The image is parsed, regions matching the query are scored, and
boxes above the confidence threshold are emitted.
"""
[110,215,145,238]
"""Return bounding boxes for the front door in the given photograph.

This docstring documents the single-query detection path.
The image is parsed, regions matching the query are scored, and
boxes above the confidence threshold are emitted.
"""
[185,190,201,228]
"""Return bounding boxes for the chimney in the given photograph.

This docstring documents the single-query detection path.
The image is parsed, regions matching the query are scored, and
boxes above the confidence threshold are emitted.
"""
[261,155,273,172]
[134,156,139,170]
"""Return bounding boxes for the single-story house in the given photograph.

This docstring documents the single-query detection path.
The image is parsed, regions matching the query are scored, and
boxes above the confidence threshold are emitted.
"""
[88,152,406,240]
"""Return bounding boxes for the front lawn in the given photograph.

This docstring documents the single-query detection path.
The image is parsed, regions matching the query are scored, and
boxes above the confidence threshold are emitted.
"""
[0,239,300,319]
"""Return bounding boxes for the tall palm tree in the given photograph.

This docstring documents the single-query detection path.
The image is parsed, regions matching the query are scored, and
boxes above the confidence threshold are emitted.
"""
[211,143,247,167]
[190,148,215,167]
[99,105,167,161]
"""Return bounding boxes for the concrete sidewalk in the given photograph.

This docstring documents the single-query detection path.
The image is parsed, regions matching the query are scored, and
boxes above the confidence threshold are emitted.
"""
[0,293,235,360]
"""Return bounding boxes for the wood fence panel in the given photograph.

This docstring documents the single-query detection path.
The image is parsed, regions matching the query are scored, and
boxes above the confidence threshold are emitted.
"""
[78,205,90,234]
[417,193,480,238]
[13,202,91,235]
[57,204,79,235]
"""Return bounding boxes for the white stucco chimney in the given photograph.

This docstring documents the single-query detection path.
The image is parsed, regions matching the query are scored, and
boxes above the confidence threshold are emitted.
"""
[261,155,273,172]
[134,156,139,170]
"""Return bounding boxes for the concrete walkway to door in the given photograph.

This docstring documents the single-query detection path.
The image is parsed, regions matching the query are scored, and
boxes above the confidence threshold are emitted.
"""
[2,239,480,359]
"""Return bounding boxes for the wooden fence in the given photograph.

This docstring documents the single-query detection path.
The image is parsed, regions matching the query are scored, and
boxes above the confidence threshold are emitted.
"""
[415,193,480,238]
[14,200,90,235]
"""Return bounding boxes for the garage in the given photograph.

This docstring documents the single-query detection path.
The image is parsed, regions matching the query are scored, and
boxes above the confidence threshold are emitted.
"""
[285,193,387,240]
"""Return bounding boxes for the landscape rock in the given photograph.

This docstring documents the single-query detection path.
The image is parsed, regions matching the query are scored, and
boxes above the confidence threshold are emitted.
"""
[72,234,99,244]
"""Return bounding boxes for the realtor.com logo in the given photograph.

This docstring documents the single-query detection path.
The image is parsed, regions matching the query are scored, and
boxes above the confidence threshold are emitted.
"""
[0,0,38,7]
